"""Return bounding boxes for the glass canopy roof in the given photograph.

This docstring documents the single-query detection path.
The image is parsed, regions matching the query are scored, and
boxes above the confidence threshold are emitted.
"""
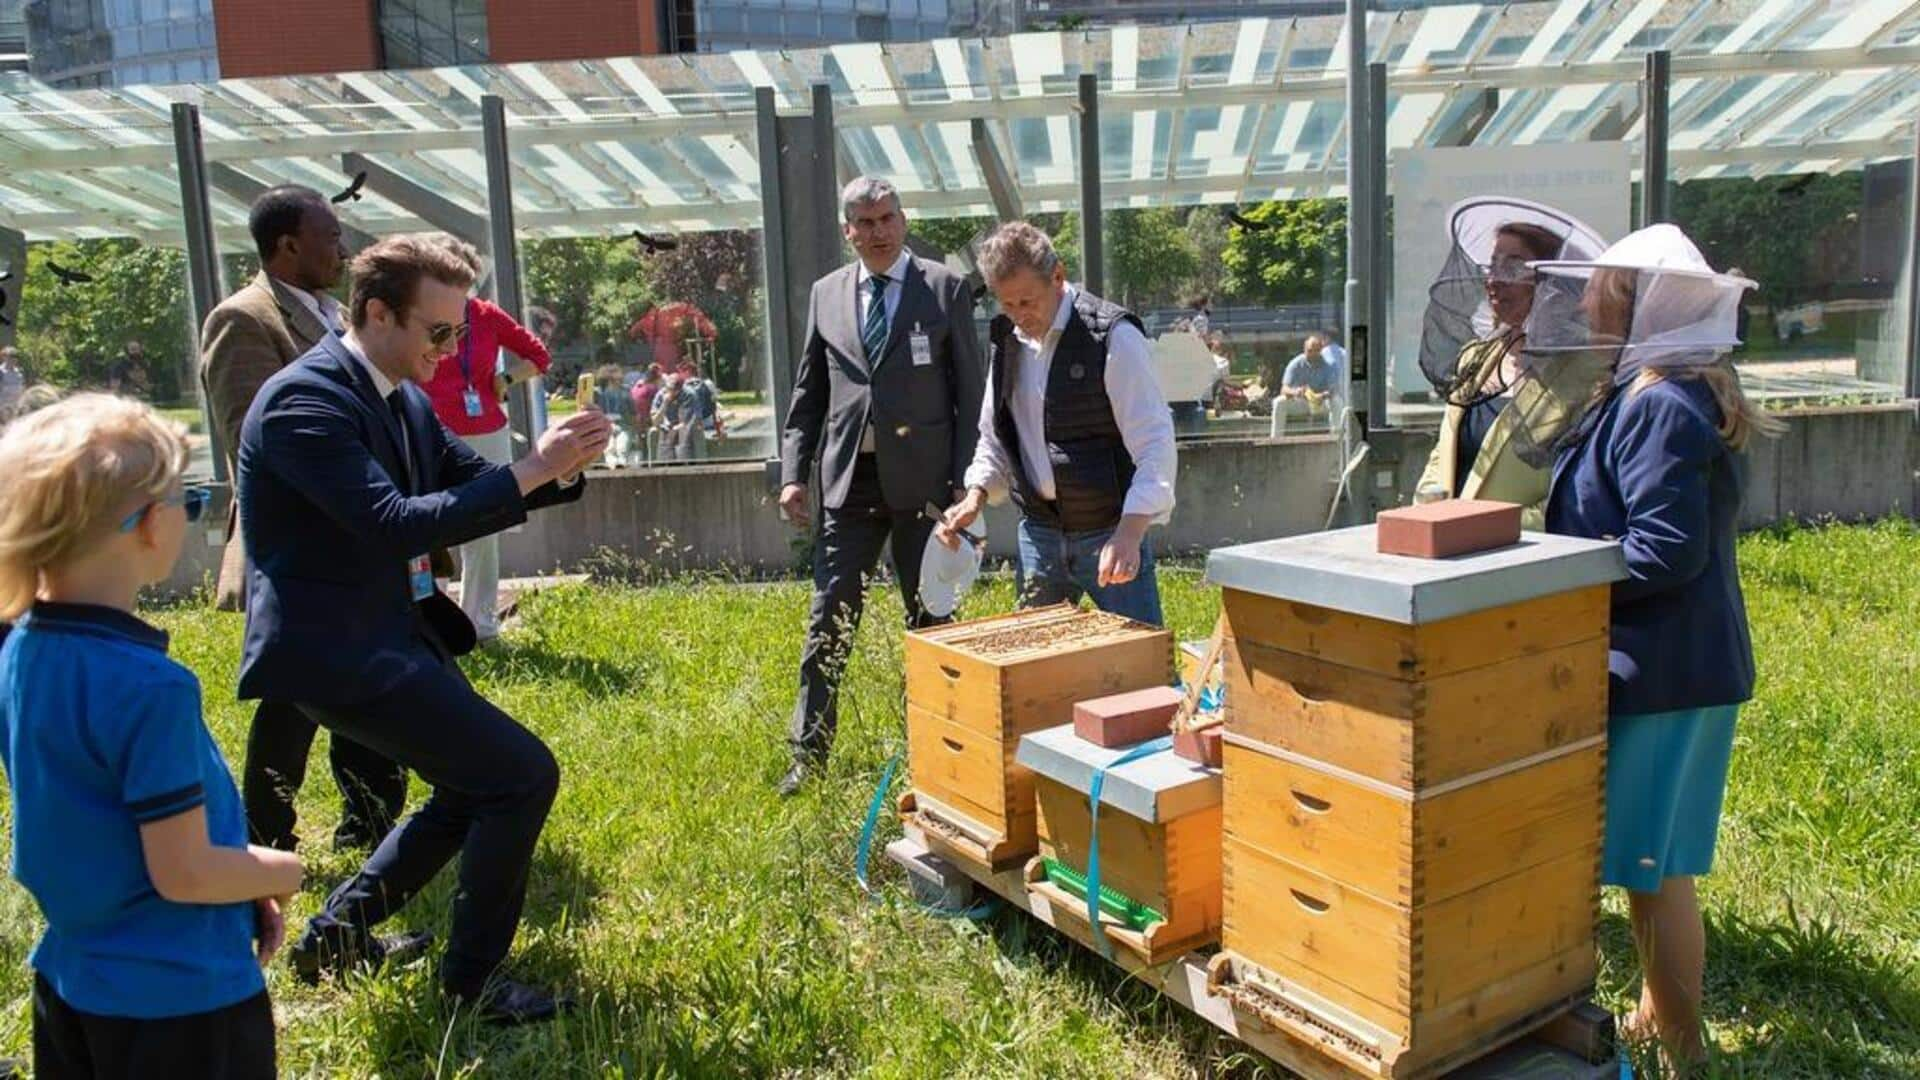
[0,0,1915,248]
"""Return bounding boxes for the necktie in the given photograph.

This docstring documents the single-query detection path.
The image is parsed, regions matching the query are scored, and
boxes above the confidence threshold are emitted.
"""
[385,389,414,491]
[862,274,890,360]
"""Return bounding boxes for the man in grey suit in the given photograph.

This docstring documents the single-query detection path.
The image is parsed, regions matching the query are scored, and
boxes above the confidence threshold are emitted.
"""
[776,176,984,795]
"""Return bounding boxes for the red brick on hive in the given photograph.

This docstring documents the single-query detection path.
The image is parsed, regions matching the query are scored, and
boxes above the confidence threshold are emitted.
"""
[1376,500,1522,559]
[1073,685,1184,748]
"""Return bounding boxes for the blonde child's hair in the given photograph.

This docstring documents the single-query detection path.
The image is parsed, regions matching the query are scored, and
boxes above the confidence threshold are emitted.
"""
[0,394,189,619]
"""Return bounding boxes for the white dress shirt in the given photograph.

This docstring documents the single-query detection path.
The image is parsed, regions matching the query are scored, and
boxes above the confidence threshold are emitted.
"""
[340,331,394,398]
[855,249,912,343]
[274,275,344,335]
[964,285,1177,524]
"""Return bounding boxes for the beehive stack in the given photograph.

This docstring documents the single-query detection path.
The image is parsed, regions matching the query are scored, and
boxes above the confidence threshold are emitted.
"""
[1016,724,1222,964]
[902,604,1171,873]
[1203,526,1628,1078]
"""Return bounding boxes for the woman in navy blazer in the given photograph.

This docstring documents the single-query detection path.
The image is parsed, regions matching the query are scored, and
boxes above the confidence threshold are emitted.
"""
[1538,225,1780,1070]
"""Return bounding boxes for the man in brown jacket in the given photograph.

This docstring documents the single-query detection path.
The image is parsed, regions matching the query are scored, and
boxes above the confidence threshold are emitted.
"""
[201,184,407,852]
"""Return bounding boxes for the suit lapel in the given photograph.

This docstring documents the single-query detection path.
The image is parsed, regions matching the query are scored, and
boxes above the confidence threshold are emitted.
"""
[329,336,414,493]
[835,264,868,371]
[260,272,329,351]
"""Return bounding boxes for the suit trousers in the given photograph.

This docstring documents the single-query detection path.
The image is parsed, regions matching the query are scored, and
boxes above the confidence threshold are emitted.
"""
[243,699,408,851]
[294,626,560,996]
[788,454,948,760]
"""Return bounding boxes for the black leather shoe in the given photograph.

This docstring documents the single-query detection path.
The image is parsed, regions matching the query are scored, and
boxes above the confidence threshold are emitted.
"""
[457,978,575,1027]
[289,929,435,985]
[776,759,814,798]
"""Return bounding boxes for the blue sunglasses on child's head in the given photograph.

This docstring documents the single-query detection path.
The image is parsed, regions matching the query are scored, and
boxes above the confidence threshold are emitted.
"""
[118,486,211,533]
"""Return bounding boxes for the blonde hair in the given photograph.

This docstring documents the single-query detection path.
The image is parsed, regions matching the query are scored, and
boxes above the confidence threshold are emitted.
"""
[1631,363,1782,452]
[0,394,188,618]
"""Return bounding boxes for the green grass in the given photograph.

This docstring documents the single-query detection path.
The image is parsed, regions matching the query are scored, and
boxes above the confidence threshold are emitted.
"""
[1,523,1917,1076]
[154,405,205,434]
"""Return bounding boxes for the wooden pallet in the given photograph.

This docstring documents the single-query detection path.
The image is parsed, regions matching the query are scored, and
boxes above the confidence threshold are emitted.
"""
[883,827,1616,1080]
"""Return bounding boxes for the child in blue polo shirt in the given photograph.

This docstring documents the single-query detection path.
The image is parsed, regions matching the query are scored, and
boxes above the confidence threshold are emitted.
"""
[0,395,303,1079]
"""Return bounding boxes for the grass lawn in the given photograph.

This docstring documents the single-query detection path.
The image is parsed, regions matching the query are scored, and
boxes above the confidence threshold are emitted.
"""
[0,522,1916,1076]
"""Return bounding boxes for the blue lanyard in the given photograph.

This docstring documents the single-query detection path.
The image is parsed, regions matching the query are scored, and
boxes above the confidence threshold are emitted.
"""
[455,300,476,385]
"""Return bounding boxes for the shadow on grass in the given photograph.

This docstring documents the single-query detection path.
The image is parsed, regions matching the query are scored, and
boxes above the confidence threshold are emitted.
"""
[1600,904,1920,1077]
[983,914,1276,1078]
[461,638,648,696]
[522,840,607,932]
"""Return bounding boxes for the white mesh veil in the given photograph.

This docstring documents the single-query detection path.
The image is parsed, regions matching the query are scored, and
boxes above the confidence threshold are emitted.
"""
[1513,223,1756,463]
[1418,196,1609,408]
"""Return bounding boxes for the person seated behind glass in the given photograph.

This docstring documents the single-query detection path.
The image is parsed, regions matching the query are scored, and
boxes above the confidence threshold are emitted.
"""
[1417,221,1604,530]
[1280,335,1338,407]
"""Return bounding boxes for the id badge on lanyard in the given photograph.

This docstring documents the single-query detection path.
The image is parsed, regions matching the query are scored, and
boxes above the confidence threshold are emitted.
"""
[456,316,483,417]
[910,323,933,367]
[407,554,433,602]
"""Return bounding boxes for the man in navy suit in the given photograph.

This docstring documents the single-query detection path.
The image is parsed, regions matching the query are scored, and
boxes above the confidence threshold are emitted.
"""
[236,235,609,1025]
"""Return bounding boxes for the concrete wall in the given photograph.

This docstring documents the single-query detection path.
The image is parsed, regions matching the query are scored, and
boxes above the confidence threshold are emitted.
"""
[159,402,1920,597]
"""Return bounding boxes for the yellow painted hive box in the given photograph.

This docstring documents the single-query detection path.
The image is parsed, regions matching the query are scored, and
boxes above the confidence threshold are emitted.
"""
[1203,526,1628,1079]
[1015,723,1222,965]
[902,604,1171,872]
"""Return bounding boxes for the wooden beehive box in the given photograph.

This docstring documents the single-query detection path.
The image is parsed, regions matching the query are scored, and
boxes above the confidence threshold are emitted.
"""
[1015,724,1222,964]
[1202,526,1628,1079]
[903,604,1172,872]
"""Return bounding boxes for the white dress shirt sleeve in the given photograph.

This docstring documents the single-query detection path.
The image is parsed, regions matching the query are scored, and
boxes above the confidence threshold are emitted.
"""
[1103,321,1177,523]
[961,362,1014,504]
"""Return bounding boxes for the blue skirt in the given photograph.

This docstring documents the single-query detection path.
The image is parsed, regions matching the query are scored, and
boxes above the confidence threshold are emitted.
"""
[1603,705,1739,894]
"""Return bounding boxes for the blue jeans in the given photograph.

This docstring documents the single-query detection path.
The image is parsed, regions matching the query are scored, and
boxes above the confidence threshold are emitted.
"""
[1015,517,1164,627]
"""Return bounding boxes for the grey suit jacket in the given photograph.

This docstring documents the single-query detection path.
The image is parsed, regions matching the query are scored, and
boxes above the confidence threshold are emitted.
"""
[780,256,984,513]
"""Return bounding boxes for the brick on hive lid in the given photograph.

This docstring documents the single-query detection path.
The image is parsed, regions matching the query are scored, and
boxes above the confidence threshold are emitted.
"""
[1073,685,1184,748]
[1376,499,1523,559]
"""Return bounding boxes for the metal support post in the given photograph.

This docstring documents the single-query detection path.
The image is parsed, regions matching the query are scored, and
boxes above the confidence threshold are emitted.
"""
[809,83,841,278]
[481,94,538,446]
[172,103,227,481]
[758,83,841,489]
[1643,50,1671,226]
[1343,0,1371,435]
[1366,61,1390,430]
[1078,72,1104,297]
[1905,125,1920,400]
[0,225,24,350]
[972,118,1024,222]
[755,86,795,441]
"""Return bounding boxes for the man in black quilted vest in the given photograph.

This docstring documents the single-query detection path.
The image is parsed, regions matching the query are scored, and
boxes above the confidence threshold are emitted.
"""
[938,221,1175,626]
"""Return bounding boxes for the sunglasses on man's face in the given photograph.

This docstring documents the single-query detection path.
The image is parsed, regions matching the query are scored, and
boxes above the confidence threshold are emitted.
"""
[119,486,211,533]
[425,320,470,349]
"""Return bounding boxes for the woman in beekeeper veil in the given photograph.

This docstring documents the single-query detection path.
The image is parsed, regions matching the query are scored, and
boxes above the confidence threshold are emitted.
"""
[1415,197,1610,528]
[1530,223,1780,1071]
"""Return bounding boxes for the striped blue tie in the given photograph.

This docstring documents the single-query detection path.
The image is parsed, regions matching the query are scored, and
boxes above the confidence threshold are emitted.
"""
[862,274,890,360]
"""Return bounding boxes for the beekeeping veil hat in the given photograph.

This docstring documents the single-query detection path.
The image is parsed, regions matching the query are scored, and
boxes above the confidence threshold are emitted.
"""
[1419,196,1609,409]
[1513,223,1756,461]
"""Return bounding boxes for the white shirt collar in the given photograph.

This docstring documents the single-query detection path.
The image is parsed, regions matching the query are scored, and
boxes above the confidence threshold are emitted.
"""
[1013,283,1077,351]
[272,275,341,329]
[857,249,913,288]
[340,331,397,399]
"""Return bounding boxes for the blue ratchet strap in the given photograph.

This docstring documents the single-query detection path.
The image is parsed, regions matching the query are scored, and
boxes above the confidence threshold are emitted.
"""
[1085,735,1174,959]
[854,751,999,921]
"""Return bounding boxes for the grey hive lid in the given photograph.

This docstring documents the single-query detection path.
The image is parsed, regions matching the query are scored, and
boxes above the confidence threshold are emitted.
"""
[1205,525,1627,625]
[1015,724,1221,824]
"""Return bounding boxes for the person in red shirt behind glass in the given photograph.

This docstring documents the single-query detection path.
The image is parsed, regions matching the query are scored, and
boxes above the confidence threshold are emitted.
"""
[419,239,552,643]
[628,301,716,372]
